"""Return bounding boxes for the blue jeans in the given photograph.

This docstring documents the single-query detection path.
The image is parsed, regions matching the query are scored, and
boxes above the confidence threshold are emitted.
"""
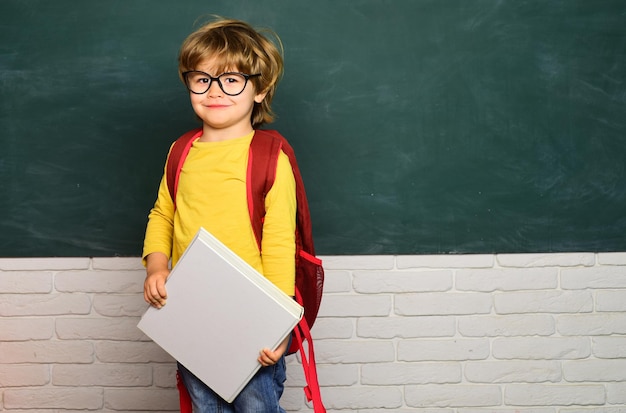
[177,357,287,413]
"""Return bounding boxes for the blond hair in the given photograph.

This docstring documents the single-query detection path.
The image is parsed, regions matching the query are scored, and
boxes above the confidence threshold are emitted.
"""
[178,18,284,128]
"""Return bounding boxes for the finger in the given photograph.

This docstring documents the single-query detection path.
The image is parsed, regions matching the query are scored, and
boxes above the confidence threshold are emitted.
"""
[258,351,269,366]
[259,348,277,366]
[146,295,162,308]
[151,297,164,308]
[156,280,168,301]
[144,286,157,304]
[148,283,165,302]
[146,288,165,308]
[258,356,273,367]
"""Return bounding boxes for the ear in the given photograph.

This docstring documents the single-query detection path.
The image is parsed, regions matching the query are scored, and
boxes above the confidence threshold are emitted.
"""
[254,90,268,104]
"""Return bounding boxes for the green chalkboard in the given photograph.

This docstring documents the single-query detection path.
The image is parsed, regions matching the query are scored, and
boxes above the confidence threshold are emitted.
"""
[1,0,625,256]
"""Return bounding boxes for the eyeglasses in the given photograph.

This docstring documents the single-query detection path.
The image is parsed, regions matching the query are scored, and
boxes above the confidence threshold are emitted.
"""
[182,71,261,96]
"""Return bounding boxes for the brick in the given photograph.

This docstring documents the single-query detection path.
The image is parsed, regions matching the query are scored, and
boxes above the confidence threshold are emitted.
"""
[316,363,359,386]
[92,256,143,270]
[494,291,593,314]
[557,313,626,336]
[592,337,626,358]
[397,254,494,269]
[288,362,354,388]
[322,255,394,270]
[53,364,153,386]
[398,339,490,361]
[0,341,94,363]
[92,294,149,317]
[154,363,177,388]
[281,386,306,410]
[96,340,174,363]
[55,270,145,293]
[405,384,502,407]
[607,383,626,404]
[0,257,90,271]
[596,290,626,312]
[0,271,52,293]
[353,270,452,293]
[395,292,492,316]
[4,388,103,409]
[317,294,391,317]
[563,359,626,382]
[0,409,98,413]
[458,407,552,413]
[0,293,91,316]
[362,362,461,385]
[352,410,453,413]
[461,410,552,413]
[492,337,590,360]
[358,316,455,338]
[315,340,395,364]
[458,314,555,337]
[456,268,557,292]
[465,360,561,383]
[559,404,626,413]
[56,317,145,340]
[597,252,626,265]
[104,388,179,411]
[504,384,605,406]
[322,270,352,293]
[286,358,306,386]
[561,266,626,289]
[310,317,354,339]
[0,364,50,386]
[321,386,403,410]
[0,318,54,341]
[496,253,595,267]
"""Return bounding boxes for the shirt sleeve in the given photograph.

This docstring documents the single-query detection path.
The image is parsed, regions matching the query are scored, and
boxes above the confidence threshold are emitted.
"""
[260,150,297,296]
[142,160,176,266]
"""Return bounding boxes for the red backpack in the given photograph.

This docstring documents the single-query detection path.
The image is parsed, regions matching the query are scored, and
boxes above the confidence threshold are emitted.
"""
[166,128,326,412]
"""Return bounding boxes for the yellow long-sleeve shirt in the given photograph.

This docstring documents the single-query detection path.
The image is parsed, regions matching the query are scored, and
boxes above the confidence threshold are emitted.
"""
[142,131,296,296]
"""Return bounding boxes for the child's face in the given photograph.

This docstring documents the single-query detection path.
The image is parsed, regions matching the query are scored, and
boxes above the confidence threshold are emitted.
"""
[189,58,267,138]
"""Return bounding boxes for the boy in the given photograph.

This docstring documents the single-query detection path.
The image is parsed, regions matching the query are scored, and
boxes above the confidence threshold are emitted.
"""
[142,18,295,412]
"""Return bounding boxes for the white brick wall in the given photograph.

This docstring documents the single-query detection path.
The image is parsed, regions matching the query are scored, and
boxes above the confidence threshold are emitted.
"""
[1,252,625,412]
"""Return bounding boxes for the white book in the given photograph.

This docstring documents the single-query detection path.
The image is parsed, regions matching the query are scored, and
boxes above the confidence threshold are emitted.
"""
[137,227,303,403]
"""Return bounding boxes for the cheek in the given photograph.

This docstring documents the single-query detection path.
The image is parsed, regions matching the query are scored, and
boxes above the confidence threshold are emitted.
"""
[189,94,206,109]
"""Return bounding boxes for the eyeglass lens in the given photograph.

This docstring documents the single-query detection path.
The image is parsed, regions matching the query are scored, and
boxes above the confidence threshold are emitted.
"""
[185,72,249,96]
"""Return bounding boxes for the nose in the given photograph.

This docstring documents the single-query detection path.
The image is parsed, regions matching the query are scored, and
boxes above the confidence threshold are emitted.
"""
[207,79,224,97]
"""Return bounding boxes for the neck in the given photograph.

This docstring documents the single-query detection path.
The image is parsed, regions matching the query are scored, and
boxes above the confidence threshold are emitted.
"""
[198,125,255,142]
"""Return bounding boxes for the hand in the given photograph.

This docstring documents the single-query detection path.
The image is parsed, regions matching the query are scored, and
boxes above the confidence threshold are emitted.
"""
[144,252,170,308]
[258,334,290,367]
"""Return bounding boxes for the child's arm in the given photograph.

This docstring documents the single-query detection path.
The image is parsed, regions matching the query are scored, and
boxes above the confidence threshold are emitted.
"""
[256,151,297,366]
[142,163,176,309]
[260,151,297,296]
[142,172,175,266]
[144,251,170,308]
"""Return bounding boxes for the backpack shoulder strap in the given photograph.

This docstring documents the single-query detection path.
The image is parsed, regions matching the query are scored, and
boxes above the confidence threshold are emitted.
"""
[260,131,316,256]
[166,128,203,207]
[281,140,316,257]
[248,130,284,249]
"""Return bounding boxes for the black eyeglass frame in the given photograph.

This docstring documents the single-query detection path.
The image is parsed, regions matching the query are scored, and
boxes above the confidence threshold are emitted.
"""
[182,71,262,96]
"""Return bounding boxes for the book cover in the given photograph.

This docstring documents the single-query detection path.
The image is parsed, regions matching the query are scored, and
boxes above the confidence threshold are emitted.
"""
[137,227,303,403]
